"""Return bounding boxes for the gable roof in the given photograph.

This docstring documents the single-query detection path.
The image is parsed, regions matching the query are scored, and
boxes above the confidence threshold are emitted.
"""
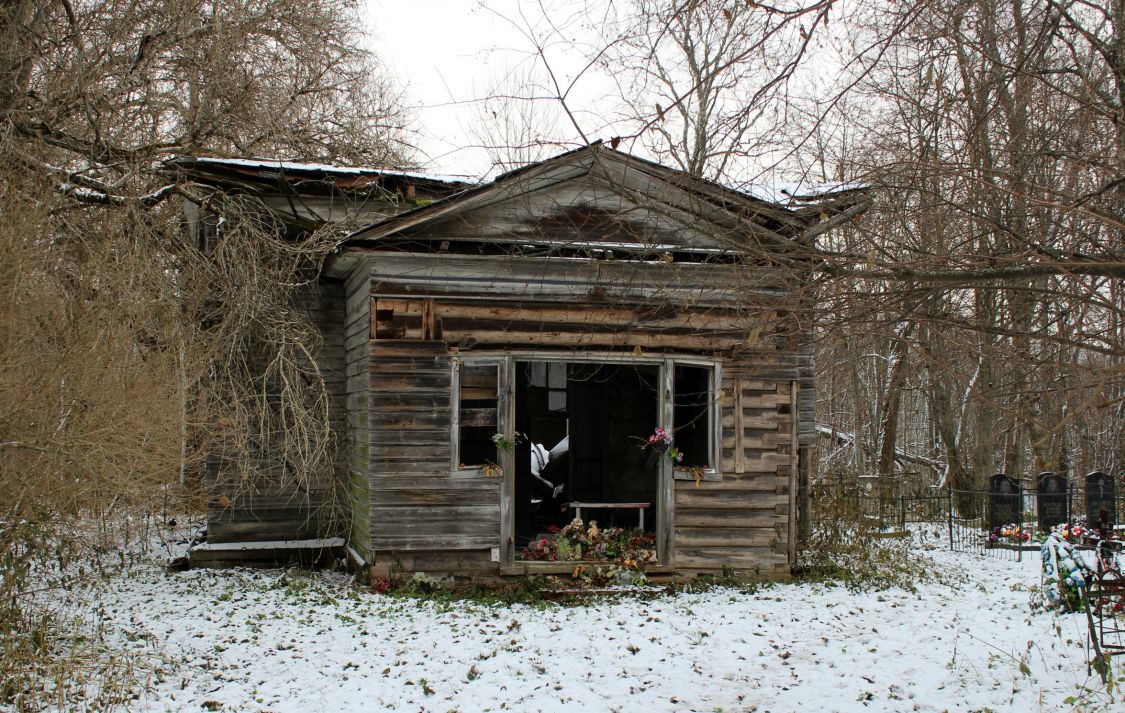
[340,143,866,257]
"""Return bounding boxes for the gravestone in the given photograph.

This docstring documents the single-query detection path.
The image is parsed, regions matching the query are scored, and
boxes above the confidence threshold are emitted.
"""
[1085,471,1117,534]
[1036,471,1069,532]
[988,473,1020,531]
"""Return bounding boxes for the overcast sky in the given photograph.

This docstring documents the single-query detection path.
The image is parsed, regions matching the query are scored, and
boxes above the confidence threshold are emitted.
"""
[361,1,626,178]
[359,1,847,185]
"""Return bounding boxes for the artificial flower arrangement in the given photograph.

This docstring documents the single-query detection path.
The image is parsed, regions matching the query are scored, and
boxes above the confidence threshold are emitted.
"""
[644,427,683,466]
[1041,529,1088,612]
[1052,523,1087,543]
[522,517,657,568]
[491,432,526,450]
[989,523,1033,544]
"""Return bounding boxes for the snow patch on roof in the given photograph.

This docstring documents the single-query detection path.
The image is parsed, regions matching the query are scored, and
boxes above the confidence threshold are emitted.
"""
[192,157,478,185]
[734,180,868,204]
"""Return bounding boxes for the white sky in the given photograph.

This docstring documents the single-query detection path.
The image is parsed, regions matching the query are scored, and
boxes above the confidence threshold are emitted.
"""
[360,1,625,178]
[358,1,848,184]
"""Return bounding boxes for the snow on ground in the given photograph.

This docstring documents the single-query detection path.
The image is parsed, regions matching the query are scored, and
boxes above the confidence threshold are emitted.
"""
[71,532,1114,713]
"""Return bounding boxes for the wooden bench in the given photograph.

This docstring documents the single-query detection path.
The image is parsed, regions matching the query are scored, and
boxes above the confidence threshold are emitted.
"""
[565,501,651,530]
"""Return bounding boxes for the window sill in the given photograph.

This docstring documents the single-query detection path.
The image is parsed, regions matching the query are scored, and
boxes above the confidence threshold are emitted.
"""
[672,468,722,482]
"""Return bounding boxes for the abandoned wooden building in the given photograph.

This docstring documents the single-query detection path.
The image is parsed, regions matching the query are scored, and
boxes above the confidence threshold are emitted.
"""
[174,143,867,581]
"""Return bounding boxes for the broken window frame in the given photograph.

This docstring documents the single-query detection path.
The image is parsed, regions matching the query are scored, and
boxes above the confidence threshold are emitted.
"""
[450,356,509,473]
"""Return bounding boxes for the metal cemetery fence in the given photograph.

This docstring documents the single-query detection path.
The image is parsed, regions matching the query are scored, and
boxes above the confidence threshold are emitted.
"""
[809,472,1125,677]
[810,471,1123,563]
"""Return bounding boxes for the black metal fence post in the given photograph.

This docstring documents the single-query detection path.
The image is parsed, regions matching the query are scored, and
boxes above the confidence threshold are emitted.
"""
[1017,481,1024,563]
[947,484,953,551]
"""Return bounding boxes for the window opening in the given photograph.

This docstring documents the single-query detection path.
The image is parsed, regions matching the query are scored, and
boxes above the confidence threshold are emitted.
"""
[457,363,499,468]
[674,365,713,470]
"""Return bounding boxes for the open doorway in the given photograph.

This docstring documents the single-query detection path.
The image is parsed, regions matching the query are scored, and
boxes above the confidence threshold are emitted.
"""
[513,361,660,562]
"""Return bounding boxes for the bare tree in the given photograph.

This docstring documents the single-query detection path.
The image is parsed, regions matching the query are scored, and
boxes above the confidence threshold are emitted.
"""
[1,0,408,704]
[601,0,836,181]
[809,0,1124,488]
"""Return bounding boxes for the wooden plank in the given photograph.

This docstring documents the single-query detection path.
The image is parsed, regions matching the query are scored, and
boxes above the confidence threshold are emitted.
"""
[674,472,786,492]
[369,393,449,409]
[379,298,757,332]
[788,379,799,567]
[460,386,497,401]
[371,472,502,488]
[674,528,780,548]
[371,487,499,507]
[675,508,788,529]
[675,547,788,569]
[370,449,450,465]
[675,489,786,510]
[721,415,787,430]
[370,413,451,429]
[370,459,450,473]
[459,407,497,427]
[370,428,451,445]
[439,329,741,350]
[733,380,745,474]
[369,340,449,357]
[361,255,785,306]
[373,535,500,551]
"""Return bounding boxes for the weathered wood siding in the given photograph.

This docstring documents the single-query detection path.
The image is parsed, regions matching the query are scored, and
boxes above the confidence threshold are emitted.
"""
[344,269,373,560]
[367,340,502,561]
[354,254,804,578]
[390,176,749,250]
[206,282,347,543]
[673,366,795,576]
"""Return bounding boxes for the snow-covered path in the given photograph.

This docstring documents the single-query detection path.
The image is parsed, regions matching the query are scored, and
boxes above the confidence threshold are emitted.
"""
[82,537,1111,712]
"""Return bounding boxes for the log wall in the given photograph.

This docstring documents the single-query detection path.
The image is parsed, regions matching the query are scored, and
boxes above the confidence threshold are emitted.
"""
[673,364,796,577]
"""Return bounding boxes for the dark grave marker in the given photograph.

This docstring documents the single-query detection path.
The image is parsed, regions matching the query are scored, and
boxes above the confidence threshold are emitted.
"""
[1036,471,1068,532]
[1085,471,1117,535]
[988,473,1020,531]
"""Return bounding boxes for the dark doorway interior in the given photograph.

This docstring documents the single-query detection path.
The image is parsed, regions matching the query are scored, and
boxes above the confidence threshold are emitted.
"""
[513,361,659,554]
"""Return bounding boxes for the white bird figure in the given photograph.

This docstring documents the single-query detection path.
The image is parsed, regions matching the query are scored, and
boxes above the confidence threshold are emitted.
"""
[530,436,569,499]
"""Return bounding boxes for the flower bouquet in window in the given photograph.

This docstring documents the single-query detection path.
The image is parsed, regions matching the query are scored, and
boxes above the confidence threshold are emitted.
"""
[643,427,683,468]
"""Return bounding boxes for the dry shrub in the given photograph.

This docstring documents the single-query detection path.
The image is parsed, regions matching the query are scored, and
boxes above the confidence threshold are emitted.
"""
[182,194,342,510]
[1,0,409,704]
[797,477,925,591]
[0,170,195,709]
[0,175,350,708]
